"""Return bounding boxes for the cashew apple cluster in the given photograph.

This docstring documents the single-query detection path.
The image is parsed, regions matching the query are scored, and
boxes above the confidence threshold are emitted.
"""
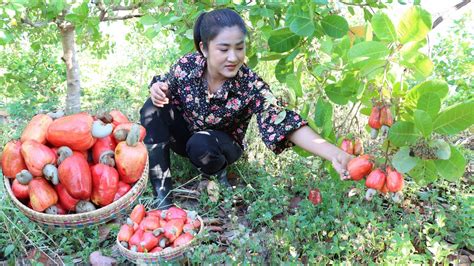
[368,102,393,139]
[118,205,200,253]
[1,110,147,214]
[347,155,404,203]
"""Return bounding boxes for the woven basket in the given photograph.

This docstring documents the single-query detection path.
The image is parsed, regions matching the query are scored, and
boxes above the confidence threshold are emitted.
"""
[116,215,204,264]
[4,160,149,229]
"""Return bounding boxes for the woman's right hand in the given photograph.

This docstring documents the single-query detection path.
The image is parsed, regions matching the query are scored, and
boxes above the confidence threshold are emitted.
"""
[150,81,170,107]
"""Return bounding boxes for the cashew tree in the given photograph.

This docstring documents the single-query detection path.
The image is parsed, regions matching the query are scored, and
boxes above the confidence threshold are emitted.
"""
[0,0,152,114]
[132,0,473,185]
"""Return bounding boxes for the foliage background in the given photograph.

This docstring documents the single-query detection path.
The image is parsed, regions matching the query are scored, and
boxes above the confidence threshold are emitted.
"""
[0,0,472,264]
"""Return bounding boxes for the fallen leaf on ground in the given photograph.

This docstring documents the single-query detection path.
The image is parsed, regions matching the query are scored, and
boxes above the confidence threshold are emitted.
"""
[89,251,116,266]
[207,180,220,203]
[289,196,302,209]
[26,248,57,264]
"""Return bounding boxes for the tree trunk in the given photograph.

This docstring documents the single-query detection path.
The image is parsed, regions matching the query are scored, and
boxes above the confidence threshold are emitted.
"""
[60,24,81,114]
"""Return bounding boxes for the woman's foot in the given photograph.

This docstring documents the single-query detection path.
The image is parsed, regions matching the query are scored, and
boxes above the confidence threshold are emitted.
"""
[151,176,173,210]
[216,168,231,188]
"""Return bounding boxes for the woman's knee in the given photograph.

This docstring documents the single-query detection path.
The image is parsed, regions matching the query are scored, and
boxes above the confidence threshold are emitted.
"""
[140,98,170,125]
[186,132,225,174]
[140,98,172,144]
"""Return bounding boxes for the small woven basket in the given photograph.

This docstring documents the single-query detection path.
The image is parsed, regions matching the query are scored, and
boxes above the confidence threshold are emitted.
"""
[116,215,204,264]
[4,161,149,229]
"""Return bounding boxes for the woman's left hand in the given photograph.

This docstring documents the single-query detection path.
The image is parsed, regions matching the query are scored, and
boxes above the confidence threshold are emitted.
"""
[331,152,353,180]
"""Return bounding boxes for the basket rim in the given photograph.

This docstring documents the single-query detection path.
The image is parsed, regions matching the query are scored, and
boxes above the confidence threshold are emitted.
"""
[4,158,148,224]
[115,214,204,261]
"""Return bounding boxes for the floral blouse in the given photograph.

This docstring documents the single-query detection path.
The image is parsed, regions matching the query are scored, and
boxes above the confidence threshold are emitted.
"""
[150,52,308,154]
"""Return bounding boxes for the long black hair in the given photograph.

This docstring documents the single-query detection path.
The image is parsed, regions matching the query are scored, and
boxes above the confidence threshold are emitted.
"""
[193,8,248,55]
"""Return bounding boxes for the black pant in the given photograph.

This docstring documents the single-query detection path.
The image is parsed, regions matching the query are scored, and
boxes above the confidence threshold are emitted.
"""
[139,98,243,176]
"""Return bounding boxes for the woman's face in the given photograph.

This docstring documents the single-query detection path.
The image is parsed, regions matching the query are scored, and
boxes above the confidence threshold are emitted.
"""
[201,25,246,81]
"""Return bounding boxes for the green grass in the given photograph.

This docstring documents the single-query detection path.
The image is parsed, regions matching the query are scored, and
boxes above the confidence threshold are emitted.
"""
[1,105,472,264]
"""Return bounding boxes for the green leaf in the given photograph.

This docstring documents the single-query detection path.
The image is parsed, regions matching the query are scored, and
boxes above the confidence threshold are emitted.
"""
[296,62,304,81]
[388,121,420,147]
[325,84,350,105]
[260,52,286,61]
[433,101,474,135]
[311,64,330,76]
[259,7,275,18]
[348,41,390,60]
[286,74,303,97]
[300,102,310,119]
[268,28,301,53]
[65,14,82,24]
[414,110,433,137]
[417,92,440,119]
[290,15,315,37]
[313,0,328,4]
[159,15,181,26]
[275,110,287,125]
[401,39,427,60]
[405,79,449,115]
[371,12,397,41]
[285,5,301,27]
[144,26,160,39]
[429,139,451,160]
[45,0,65,19]
[286,48,300,63]
[397,6,432,44]
[179,38,194,54]
[314,98,332,129]
[408,79,449,100]
[359,59,386,79]
[0,30,14,45]
[293,145,312,157]
[247,54,258,69]
[409,160,438,185]
[392,146,420,173]
[435,146,467,181]
[4,244,14,257]
[320,37,333,55]
[275,58,294,83]
[140,15,157,25]
[363,8,373,22]
[321,15,349,38]
[401,52,433,80]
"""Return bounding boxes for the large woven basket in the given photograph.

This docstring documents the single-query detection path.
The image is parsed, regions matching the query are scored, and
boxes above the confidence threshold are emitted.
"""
[4,160,149,229]
[116,215,204,264]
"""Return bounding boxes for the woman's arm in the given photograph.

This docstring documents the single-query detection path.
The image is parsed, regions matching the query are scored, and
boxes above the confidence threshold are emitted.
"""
[288,125,352,179]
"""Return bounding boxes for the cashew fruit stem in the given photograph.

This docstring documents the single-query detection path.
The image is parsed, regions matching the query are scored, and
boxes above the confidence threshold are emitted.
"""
[114,129,128,142]
[57,146,73,165]
[46,110,65,119]
[75,200,96,213]
[43,164,59,185]
[16,170,33,185]
[91,120,113,138]
[99,150,115,167]
[159,237,168,248]
[96,112,113,123]
[125,124,140,147]
[365,188,377,201]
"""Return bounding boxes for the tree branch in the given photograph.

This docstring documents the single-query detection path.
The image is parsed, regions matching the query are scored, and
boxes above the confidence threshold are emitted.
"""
[20,17,48,27]
[92,0,107,21]
[432,0,471,29]
[101,14,143,22]
[93,0,149,22]
[111,4,142,11]
[339,1,371,7]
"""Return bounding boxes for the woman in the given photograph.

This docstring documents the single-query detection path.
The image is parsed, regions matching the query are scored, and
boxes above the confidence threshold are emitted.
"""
[140,8,352,209]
